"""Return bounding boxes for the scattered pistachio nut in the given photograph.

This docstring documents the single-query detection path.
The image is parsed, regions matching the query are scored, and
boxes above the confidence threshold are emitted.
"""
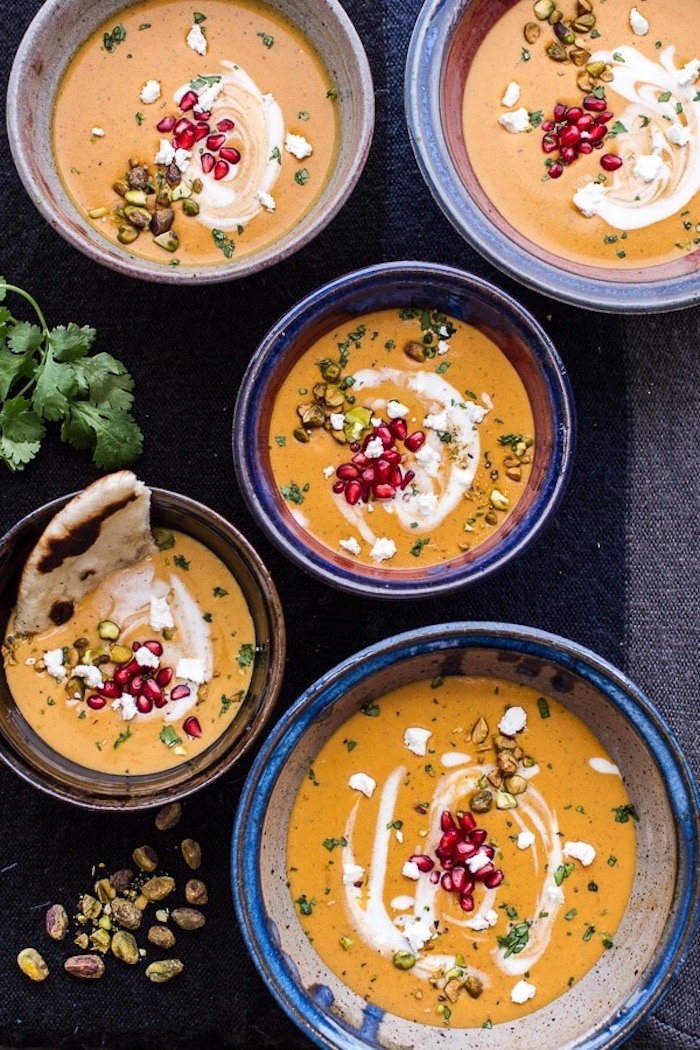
[109,867,134,893]
[154,801,182,831]
[45,903,69,941]
[64,954,105,979]
[141,875,176,902]
[17,947,49,982]
[132,845,158,872]
[185,879,208,906]
[111,929,140,965]
[148,925,176,949]
[146,958,184,983]
[111,897,143,931]
[180,838,202,870]
[171,907,206,931]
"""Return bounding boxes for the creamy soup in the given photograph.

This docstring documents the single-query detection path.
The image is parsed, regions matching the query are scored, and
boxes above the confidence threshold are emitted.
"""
[267,307,535,570]
[52,0,338,266]
[287,676,637,1027]
[461,0,700,267]
[2,530,256,775]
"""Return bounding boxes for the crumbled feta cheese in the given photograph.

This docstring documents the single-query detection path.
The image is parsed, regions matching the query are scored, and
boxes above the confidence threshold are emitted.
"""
[257,190,277,212]
[322,464,335,478]
[403,726,432,756]
[175,657,205,684]
[364,436,385,458]
[547,883,566,905]
[498,705,527,735]
[73,664,104,689]
[194,80,224,112]
[135,645,160,669]
[666,123,691,147]
[436,339,450,355]
[466,908,499,931]
[573,180,607,217]
[44,648,67,678]
[563,840,596,866]
[140,79,161,104]
[113,694,137,720]
[187,22,208,55]
[677,58,700,87]
[369,537,397,563]
[173,147,192,173]
[91,127,105,137]
[416,493,438,517]
[501,81,521,107]
[498,107,530,134]
[154,139,176,166]
[403,917,433,952]
[342,863,365,884]
[285,133,313,160]
[349,772,376,797]
[414,443,441,477]
[517,829,536,850]
[629,6,649,34]
[339,537,362,556]
[511,979,537,1004]
[401,860,421,880]
[150,595,174,631]
[386,399,408,419]
[468,850,492,874]
[329,412,345,431]
[634,152,669,182]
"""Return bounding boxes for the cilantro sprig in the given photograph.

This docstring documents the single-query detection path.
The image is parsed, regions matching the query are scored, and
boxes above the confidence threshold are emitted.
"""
[0,280,143,472]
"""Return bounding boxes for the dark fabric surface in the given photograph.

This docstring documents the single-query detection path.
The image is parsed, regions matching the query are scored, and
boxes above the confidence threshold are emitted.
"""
[0,0,698,1047]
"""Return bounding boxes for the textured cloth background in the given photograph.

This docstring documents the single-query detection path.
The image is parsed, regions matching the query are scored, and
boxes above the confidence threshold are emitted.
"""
[0,0,698,1046]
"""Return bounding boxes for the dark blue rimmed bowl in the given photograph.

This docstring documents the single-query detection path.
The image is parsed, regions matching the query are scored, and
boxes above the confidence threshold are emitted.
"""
[231,621,700,1050]
[232,261,575,599]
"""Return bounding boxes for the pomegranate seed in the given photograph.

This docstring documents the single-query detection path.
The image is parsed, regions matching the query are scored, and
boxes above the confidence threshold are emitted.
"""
[541,119,555,133]
[401,470,415,489]
[383,448,401,466]
[404,431,425,452]
[542,133,559,154]
[441,872,453,892]
[389,418,408,441]
[97,680,120,699]
[127,675,144,696]
[474,861,495,880]
[216,117,235,132]
[374,424,393,447]
[337,463,361,480]
[220,146,241,165]
[143,640,164,656]
[206,132,226,151]
[559,124,581,147]
[560,145,577,165]
[154,694,168,709]
[454,839,477,860]
[450,866,469,892]
[548,162,564,179]
[576,114,595,130]
[586,124,607,144]
[156,114,176,132]
[553,102,567,122]
[439,828,460,852]
[332,480,345,494]
[194,122,211,141]
[595,110,613,125]
[565,106,583,122]
[195,109,211,120]
[136,695,153,713]
[183,716,202,738]
[175,127,196,150]
[600,153,623,171]
[174,116,194,135]
[344,480,364,505]
[429,870,440,884]
[483,869,505,889]
[214,159,230,179]
[390,466,403,487]
[470,828,487,847]
[87,695,107,710]
[179,90,198,111]
[578,142,594,155]
[156,667,174,687]
[459,893,475,913]
[201,152,215,174]
[583,95,608,111]
[373,483,396,500]
[375,460,392,483]
[458,812,476,833]
[361,467,376,485]
[141,679,163,703]
[409,854,434,873]
[351,451,370,468]
[170,684,191,701]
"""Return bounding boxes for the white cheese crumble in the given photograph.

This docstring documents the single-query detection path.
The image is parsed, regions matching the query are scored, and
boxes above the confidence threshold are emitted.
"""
[44,648,67,678]
[364,436,385,458]
[348,772,376,797]
[517,829,536,850]
[342,863,365,884]
[563,840,596,866]
[194,80,224,113]
[370,537,397,563]
[386,399,408,419]
[467,850,491,874]
[73,664,103,689]
[175,657,205,684]
[498,705,527,735]
[403,726,432,756]
[135,646,159,669]
[633,152,669,182]
[140,79,161,104]
[150,595,174,631]
[187,23,208,55]
[154,139,176,166]
[629,6,650,34]
[573,179,607,217]
[466,908,499,931]
[511,979,537,1004]
[677,58,700,87]
[322,465,336,478]
[498,107,530,133]
[91,127,105,137]
[667,123,691,147]
[414,442,441,476]
[501,81,521,107]
[402,917,433,953]
[113,694,137,720]
[401,860,421,880]
[339,537,362,556]
[285,132,313,159]
[329,412,345,431]
[547,883,566,905]
[256,190,277,212]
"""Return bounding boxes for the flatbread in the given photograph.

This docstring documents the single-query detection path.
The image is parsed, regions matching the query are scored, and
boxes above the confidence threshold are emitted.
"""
[13,471,157,635]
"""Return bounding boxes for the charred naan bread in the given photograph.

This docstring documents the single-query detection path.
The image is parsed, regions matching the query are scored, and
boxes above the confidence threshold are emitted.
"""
[13,471,157,635]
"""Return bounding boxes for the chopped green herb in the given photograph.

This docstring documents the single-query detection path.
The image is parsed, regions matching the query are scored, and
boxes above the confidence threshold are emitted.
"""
[213,585,228,598]
[212,228,235,258]
[160,725,182,748]
[410,537,431,557]
[497,920,532,958]
[554,862,575,886]
[257,31,274,48]
[613,803,639,824]
[281,481,305,504]
[270,145,282,164]
[344,738,357,751]
[202,611,213,623]
[322,837,348,851]
[152,528,175,550]
[361,701,380,717]
[583,925,595,941]
[103,24,126,52]
[114,726,132,749]
[173,554,190,570]
[193,12,207,23]
[537,696,551,719]
[237,643,255,668]
[135,112,145,125]
[294,168,310,186]
[298,110,310,120]
[295,894,316,915]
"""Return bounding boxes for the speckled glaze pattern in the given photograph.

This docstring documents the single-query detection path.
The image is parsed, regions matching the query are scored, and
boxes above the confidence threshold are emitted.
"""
[0,489,286,810]
[231,622,700,1050]
[6,0,374,284]
[232,261,575,599]
[404,0,700,313]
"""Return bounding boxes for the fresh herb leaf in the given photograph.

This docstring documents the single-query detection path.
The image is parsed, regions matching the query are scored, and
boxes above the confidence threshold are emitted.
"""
[237,643,255,668]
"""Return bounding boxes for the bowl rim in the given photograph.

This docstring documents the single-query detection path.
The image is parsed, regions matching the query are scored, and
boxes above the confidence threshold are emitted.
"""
[5,0,375,284]
[0,486,286,811]
[231,620,700,1050]
[404,0,700,314]
[232,259,576,599]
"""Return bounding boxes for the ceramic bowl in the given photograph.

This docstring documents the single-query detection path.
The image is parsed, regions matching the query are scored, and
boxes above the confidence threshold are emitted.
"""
[6,0,374,284]
[232,260,575,599]
[0,487,286,810]
[405,0,700,313]
[231,621,700,1050]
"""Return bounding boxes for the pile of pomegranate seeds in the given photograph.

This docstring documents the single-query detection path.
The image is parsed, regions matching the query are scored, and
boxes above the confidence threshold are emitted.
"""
[332,417,426,506]
[156,88,240,181]
[85,639,200,737]
[542,95,623,178]
[407,808,504,913]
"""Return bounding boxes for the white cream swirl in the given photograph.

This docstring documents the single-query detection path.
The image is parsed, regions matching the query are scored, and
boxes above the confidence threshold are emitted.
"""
[574,46,700,229]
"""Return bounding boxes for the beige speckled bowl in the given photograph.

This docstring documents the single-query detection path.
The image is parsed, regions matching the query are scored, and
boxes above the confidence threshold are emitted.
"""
[232,622,700,1049]
[0,488,285,810]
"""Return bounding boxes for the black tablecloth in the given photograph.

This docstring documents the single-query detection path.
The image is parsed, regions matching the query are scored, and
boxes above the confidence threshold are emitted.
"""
[0,0,698,1046]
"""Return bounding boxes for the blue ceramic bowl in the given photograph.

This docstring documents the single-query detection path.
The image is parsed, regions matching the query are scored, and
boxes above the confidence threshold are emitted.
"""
[232,261,575,599]
[231,622,700,1050]
[405,0,700,313]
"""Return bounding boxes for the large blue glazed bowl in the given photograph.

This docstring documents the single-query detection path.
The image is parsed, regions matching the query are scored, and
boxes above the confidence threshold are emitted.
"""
[232,261,575,599]
[405,0,700,314]
[231,622,700,1050]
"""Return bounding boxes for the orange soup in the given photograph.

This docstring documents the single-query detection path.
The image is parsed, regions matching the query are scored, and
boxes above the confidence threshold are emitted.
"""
[52,0,339,267]
[462,0,700,267]
[287,676,636,1027]
[267,307,535,570]
[2,530,256,775]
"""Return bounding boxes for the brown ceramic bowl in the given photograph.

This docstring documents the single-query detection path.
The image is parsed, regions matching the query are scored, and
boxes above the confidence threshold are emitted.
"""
[0,488,285,810]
